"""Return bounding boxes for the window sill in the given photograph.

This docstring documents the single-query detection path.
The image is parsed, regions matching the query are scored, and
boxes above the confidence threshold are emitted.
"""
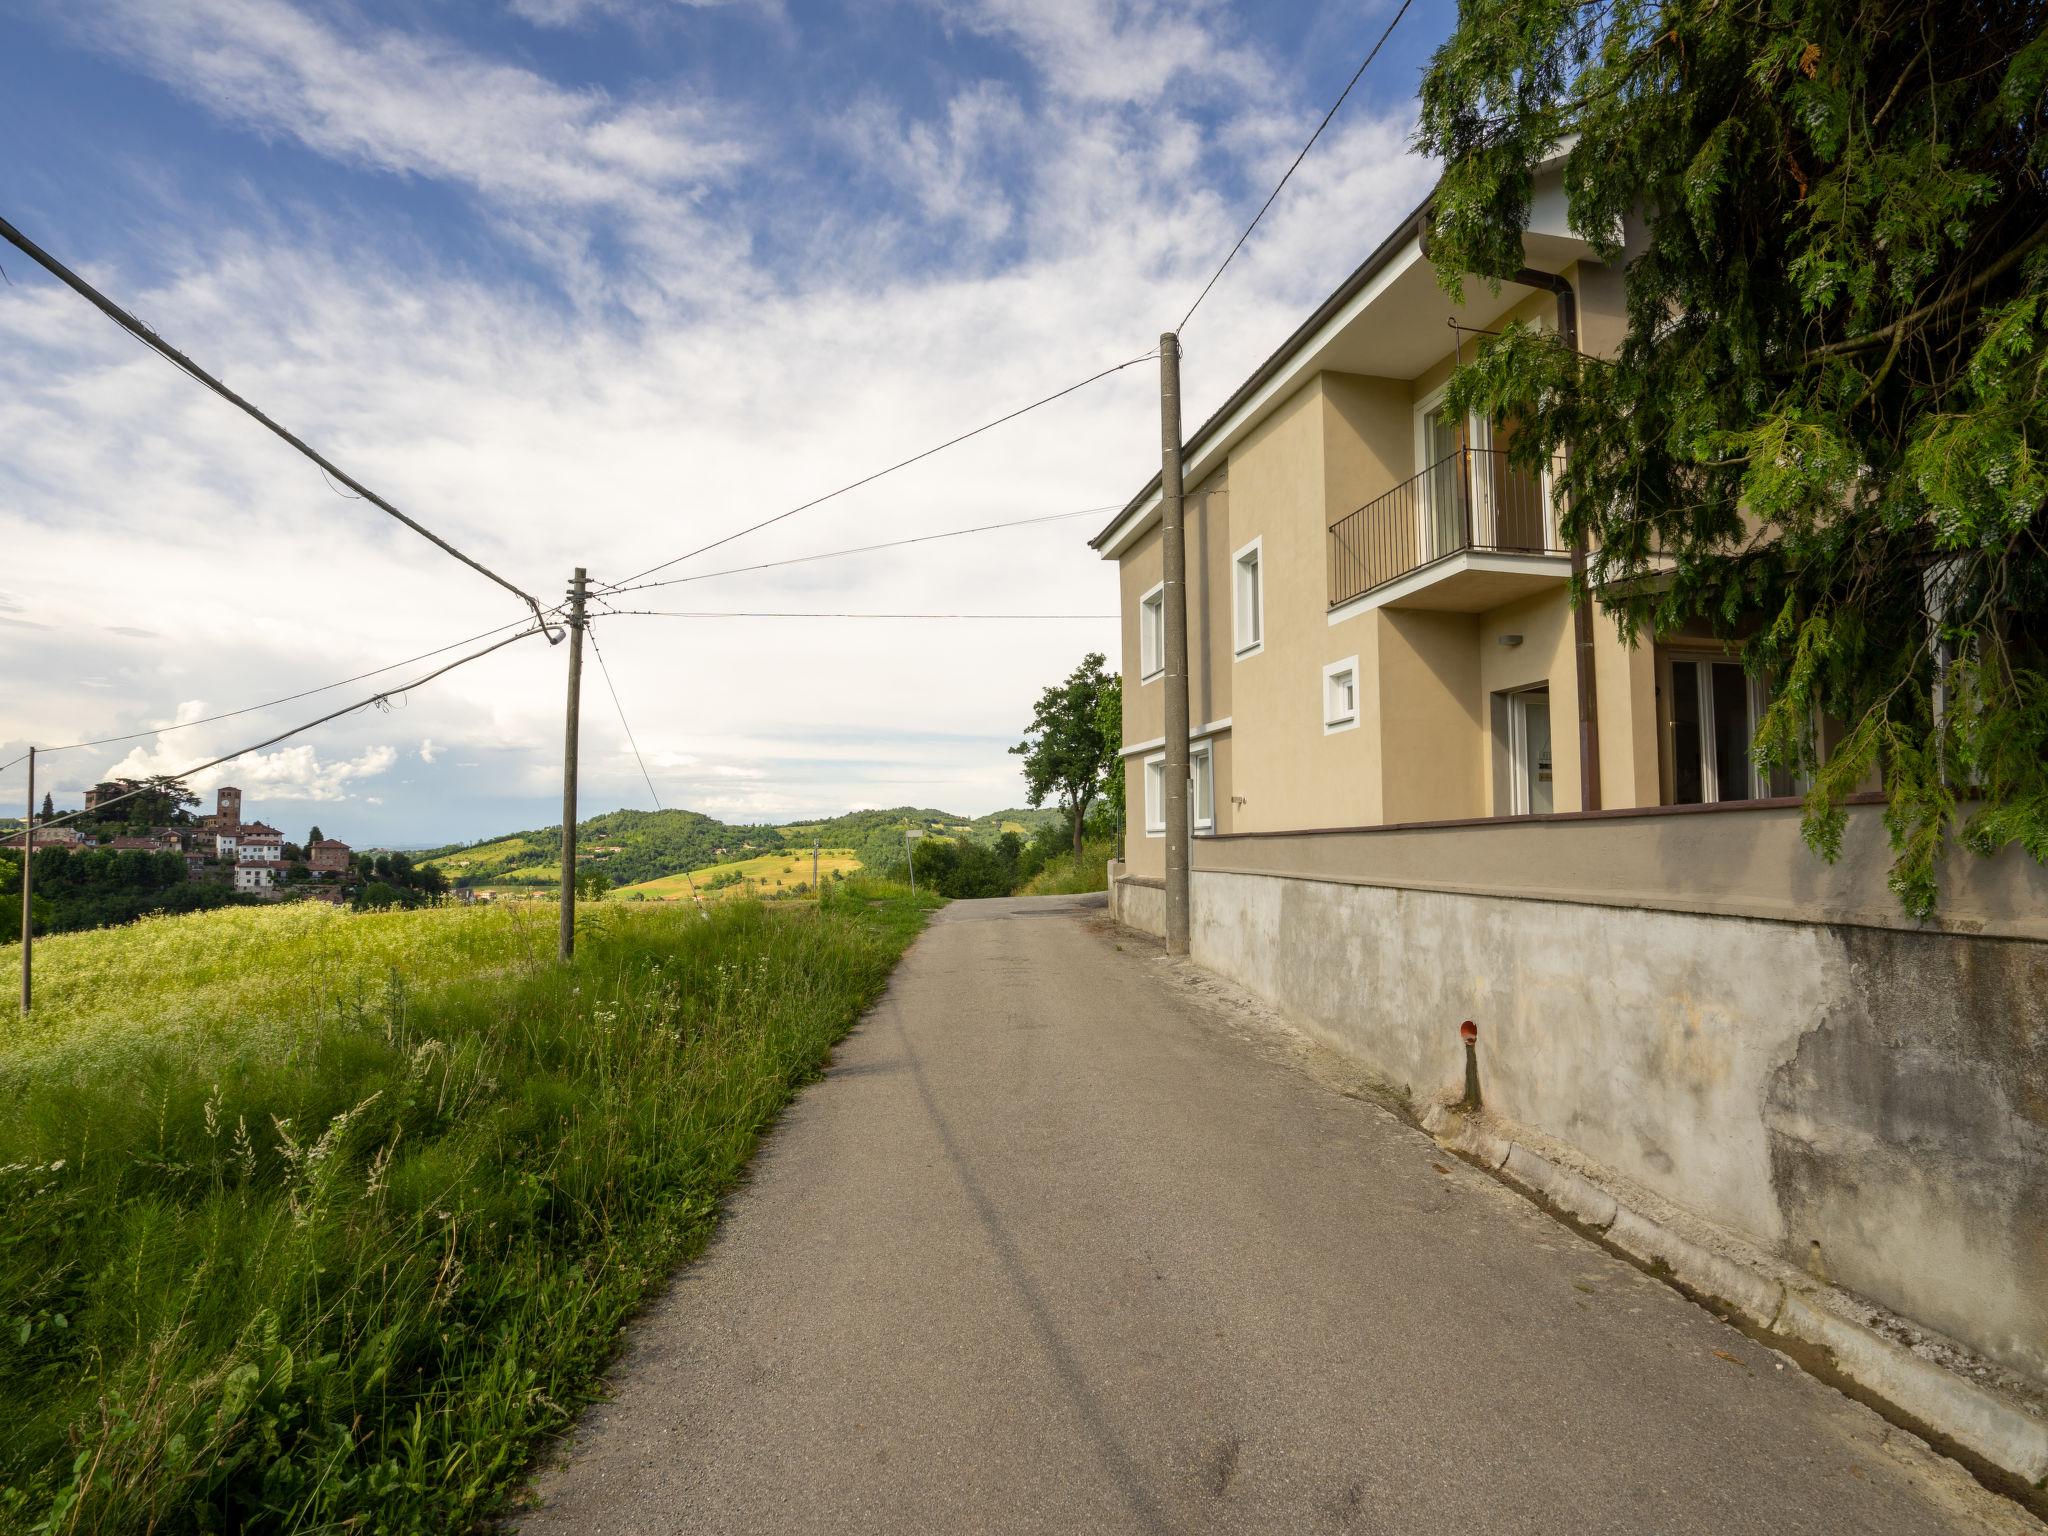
[1234,643,1264,661]
[1140,669,1163,685]
[1323,716,1359,735]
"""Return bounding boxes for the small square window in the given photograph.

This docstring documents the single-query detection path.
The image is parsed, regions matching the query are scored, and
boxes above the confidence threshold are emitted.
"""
[1139,584,1165,681]
[1233,540,1263,657]
[1323,655,1360,733]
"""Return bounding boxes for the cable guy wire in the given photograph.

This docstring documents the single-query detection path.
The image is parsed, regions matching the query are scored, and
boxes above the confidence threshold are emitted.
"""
[24,625,547,835]
[0,211,559,640]
[586,625,664,813]
[601,505,1120,597]
[595,610,1117,620]
[586,622,708,913]
[1175,0,1415,332]
[598,354,1157,593]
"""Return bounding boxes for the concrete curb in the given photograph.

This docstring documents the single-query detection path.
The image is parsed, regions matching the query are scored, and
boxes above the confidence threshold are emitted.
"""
[1421,1105,2048,1490]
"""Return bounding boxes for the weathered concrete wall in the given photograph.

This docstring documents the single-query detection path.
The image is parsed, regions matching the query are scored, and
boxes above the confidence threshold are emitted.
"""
[1112,819,2048,1384]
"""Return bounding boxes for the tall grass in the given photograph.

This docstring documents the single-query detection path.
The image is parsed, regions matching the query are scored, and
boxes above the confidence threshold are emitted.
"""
[0,880,935,1533]
[1016,837,1116,896]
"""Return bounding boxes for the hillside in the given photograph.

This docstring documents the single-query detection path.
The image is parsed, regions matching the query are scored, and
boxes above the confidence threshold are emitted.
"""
[419,804,1064,889]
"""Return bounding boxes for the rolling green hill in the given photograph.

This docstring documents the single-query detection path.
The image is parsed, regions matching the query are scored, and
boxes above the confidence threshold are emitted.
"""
[419,805,1064,890]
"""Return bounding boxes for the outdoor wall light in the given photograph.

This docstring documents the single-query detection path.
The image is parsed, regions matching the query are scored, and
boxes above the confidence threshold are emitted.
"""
[1498,633,1525,648]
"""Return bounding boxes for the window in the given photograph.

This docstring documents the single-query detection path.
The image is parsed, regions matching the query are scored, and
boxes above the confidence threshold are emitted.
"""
[1490,685,1554,815]
[1143,753,1166,836]
[1323,656,1360,733]
[1662,653,1801,804]
[1143,744,1215,834]
[1233,538,1263,657]
[1139,583,1164,682]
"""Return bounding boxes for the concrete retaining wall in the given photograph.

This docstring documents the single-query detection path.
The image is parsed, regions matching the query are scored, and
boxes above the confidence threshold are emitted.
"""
[1112,841,2048,1386]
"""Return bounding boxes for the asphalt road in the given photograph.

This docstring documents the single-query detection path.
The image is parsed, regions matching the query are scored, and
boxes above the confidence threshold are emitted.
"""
[520,893,2033,1535]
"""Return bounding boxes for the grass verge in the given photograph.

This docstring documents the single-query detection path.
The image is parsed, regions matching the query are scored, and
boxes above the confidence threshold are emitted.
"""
[0,878,937,1533]
[1017,838,1116,896]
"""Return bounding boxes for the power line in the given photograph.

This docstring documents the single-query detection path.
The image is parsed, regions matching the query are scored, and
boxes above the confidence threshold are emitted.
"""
[17,626,547,837]
[594,610,1117,620]
[597,353,1157,594]
[1176,0,1416,332]
[586,624,663,812]
[17,612,555,761]
[585,621,708,912]
[0,210,559,639]
[601,504,1120,597]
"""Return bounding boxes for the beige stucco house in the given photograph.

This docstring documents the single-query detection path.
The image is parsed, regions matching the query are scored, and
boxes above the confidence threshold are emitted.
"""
[1090,173,1757,867]
[1086,170,2048,1426]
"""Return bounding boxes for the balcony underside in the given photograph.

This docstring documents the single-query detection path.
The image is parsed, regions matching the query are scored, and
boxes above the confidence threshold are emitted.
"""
[1328,549,1571,622]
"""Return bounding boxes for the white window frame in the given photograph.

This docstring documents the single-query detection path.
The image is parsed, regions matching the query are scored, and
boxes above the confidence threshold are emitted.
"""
[1500,685,1555,816]
[1232,537,1264,659]
[1322,655,1360,734]
[1138,582,1165,683]
[1190,741,1215,833]
[1142,752,1166,836]
[1661,650,1807,804]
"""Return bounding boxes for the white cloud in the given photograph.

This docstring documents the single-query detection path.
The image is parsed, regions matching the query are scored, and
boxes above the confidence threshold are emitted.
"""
[72,0,756,299]
[2,0,1444,842]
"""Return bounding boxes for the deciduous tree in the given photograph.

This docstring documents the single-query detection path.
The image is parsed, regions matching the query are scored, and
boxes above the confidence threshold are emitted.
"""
[1012,653,1118,860]
[1419,0,2047,913]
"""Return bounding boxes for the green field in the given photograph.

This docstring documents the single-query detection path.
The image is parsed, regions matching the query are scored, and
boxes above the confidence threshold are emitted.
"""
[0,883,936,1532]
[615,848,861,903]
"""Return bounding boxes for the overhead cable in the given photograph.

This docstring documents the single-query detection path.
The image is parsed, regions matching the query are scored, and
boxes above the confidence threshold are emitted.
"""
[585,622,708,912]
[0,211,559,639]
[22,612,554,759]
[601,505,1120,597]
[598,354,1157,593]
[21,625,546,835]
[1176,0,1416,332]
[586,624,664,812]
[595,609,1116,620]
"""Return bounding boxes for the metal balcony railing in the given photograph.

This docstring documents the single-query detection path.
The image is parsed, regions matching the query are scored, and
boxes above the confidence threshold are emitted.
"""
[1328,448,1567,608]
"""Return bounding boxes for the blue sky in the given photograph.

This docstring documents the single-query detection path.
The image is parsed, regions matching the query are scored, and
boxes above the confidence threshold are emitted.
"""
[0,0,1448,845]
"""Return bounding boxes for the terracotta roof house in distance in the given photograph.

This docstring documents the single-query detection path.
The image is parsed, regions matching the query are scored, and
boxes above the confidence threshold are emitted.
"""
[1093,161,2048,1398]
[309,839,352,874]
[236,831,285,865]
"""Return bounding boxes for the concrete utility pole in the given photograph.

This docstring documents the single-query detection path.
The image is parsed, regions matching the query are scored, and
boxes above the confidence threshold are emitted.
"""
[812,836,820,896]
[559,568,588,963]
[1159,332,1192,956]
[905,828,918,895]
[18,746,32,1015]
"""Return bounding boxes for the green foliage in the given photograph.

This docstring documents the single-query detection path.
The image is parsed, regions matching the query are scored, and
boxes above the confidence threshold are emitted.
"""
[1419,0,2048,913]
[871,835,1016,898]
[1016,836,1117,896]
[1093,671,1125,854]
[0,892,930,1531]
[0,848,251,941]
[80,777,200,830]
[1011,652,1118,860]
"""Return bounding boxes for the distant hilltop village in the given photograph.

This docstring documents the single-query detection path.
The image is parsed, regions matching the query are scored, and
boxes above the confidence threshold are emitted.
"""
[14,784,360,904]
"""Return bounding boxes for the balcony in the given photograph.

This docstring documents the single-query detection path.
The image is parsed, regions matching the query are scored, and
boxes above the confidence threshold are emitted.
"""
[1328,448,1571,615]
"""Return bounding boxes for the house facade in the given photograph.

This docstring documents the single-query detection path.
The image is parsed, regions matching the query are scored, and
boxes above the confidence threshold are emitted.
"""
[234,861,283,895]
[1091,171,2048,1401]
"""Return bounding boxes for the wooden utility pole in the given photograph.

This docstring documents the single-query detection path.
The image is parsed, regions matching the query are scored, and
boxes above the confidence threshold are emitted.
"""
[18,746,32,1014]
[1159,332,1192,956]
[812,836,820,896]
[559,568,588,963]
